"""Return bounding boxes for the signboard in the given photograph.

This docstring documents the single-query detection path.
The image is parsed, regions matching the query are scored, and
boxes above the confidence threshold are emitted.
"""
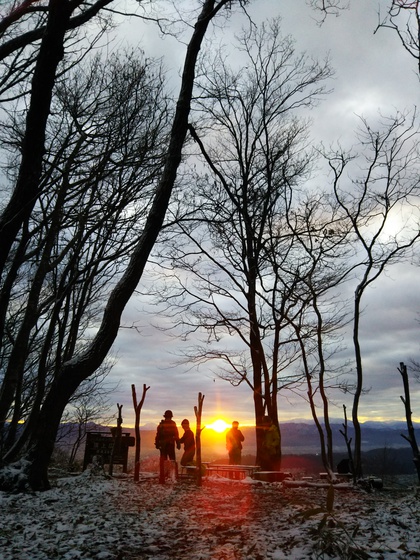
[83,431,135,473]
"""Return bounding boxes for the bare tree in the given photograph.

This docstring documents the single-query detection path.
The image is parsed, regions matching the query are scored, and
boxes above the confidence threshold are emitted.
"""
[132,383,150,482]
[283,193,353,478]
[58,367,117,468]
[0,0,250,492]
[305,0,349,25]
[328,112,420,478]
[0,0,117,271]
[0,49,169,461]
[150,19,334,467]
[375,1,420,73]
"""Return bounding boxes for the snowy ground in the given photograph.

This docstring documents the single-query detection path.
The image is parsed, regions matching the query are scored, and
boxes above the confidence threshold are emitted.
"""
[0,468,419,560]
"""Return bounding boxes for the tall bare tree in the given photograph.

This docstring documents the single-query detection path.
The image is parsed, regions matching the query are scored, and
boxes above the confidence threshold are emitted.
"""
[0,0,249,491]
[328,112,420,478]
[150,19,335,467]
[284,193,353,478]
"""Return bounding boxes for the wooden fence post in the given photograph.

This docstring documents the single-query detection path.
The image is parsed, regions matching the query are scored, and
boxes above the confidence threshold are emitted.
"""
[132,383,150,482]
[109,403,123,476]
[194,392,205,487]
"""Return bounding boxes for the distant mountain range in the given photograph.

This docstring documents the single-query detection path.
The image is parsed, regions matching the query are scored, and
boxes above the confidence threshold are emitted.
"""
[279,420,418,453]
[55,420,419,475]
[58,419,419,455]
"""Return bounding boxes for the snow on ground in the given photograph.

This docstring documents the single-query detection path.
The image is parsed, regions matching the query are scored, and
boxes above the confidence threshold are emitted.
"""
[0,468,419,560]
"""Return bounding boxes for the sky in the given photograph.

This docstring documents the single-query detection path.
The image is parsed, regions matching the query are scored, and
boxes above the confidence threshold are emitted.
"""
[97,0,420,429]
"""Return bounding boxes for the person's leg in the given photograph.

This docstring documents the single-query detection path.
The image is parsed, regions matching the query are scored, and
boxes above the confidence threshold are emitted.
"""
[159,452,166,484]
[168,444,178,479]
[232,449,241,465]
[168,444,176,461]
[181,449,195,466]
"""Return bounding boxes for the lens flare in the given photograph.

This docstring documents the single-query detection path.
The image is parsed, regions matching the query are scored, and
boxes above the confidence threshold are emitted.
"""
[208,419,229,433]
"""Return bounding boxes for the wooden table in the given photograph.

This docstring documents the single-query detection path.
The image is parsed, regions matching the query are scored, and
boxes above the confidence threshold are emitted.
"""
[204,464,260,480]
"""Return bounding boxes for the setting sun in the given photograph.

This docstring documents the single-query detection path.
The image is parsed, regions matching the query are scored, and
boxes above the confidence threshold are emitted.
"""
[207,419,229,433]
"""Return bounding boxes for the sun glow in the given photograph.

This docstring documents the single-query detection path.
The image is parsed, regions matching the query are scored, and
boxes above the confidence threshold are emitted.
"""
[207,419,229,433]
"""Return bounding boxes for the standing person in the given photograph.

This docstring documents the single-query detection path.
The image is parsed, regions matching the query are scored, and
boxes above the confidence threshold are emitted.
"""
[155,410,180,483]
[259,416,281,471]
[226,421,245,465]
[178,419,196,466]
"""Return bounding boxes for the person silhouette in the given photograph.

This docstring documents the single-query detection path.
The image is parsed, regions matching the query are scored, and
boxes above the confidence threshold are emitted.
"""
[226,421,244,465]
[155,410,180,482]
[178,419,196,466]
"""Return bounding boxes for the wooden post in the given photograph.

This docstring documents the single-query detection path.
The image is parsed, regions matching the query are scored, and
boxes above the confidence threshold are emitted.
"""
[109,403,123,476]
[132,383,150,482]
[399,362,420,483]
[194,392,205,487]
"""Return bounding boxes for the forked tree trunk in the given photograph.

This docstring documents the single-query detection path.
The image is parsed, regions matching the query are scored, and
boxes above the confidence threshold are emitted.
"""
[132,383,150,481]
[194,392,205,487]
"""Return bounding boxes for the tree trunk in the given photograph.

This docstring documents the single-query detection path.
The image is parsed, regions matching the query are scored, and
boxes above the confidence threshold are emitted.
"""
[132,383,150,482]
[25,371,84,490]
[248,290,269,466]
[1,181,67,446]
[108,403,123,476]
[352,293,363,479]
[399,362,420,483]
[194,392,205,487]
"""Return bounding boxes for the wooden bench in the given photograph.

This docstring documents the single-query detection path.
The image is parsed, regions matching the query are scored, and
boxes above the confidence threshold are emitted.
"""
[179,465,197,478]
[179,463,211,479]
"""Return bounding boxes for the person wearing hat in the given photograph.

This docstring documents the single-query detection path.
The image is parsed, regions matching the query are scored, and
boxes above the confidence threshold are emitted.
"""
[226,421,245,465]
[155,410,180,482]
[178,419,195,466]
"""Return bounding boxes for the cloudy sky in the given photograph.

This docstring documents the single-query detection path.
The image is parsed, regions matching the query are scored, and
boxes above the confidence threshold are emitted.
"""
[102,0,420,429]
